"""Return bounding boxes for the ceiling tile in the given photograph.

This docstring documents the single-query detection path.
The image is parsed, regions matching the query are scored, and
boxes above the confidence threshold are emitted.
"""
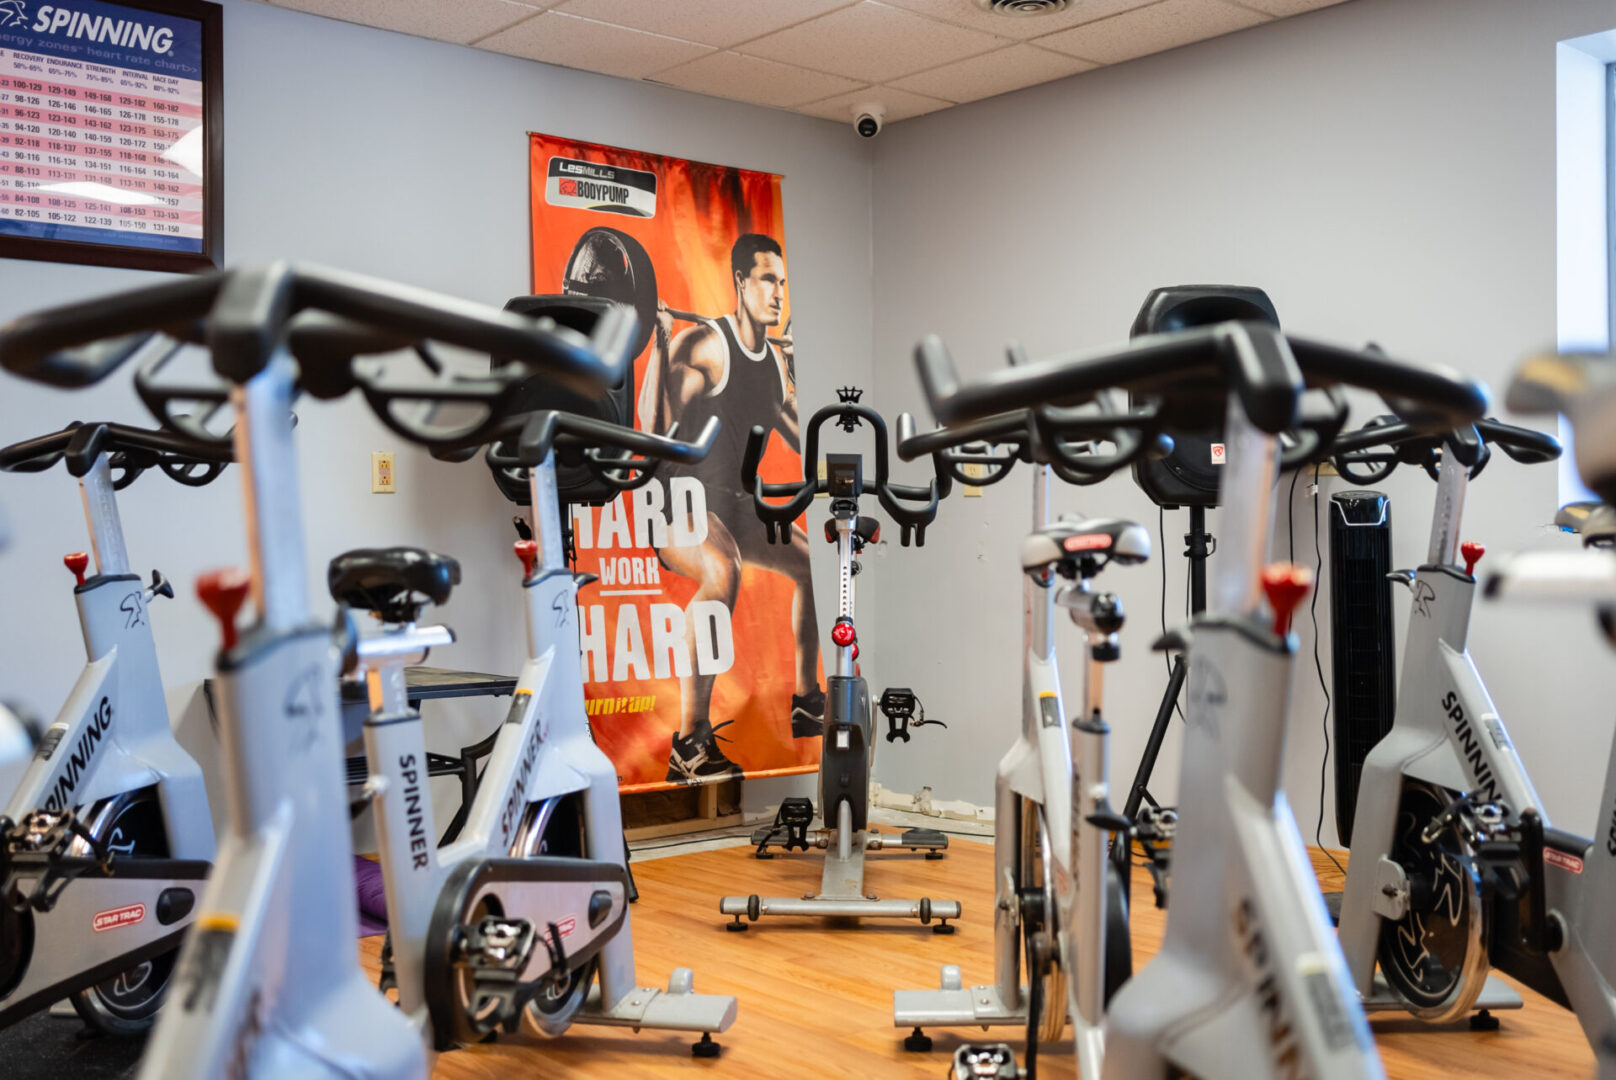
[879,0,1162,40]
[654,52,866,109]
[1035,0,1267,63]
[1227,0,1349,14]
[552,0,860,48]
[268,0,547,44]
[475,11,716,78]
[740,2,1010,83]
[890,42,1095,102]
[795,84,952,124]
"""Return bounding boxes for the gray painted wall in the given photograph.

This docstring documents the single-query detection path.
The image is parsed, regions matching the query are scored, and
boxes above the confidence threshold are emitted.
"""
[0,0,871,810]
[867,0,1616,844]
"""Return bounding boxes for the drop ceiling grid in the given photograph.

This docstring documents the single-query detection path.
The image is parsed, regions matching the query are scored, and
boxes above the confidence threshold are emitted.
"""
[259,0,1352,121]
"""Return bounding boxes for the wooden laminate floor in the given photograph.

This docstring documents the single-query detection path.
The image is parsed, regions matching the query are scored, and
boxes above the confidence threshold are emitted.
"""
[361,835,1595,1079]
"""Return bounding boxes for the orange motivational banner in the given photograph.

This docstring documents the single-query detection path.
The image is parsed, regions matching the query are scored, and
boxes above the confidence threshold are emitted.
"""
[528,133,824,793]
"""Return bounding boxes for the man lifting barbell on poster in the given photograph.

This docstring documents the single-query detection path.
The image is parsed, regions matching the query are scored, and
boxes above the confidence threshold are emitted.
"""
[565,228,825,783]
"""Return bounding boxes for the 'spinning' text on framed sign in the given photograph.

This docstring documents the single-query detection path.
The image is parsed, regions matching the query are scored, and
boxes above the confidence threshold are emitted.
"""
[0,0,222,271]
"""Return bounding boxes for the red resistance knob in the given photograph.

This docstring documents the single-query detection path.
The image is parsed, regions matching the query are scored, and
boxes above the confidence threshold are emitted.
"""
[63,551,90,586]
[1261,563,1312,636]
[1460,541,1485,576]
[197,568,252,651]
[514,540,539,580]
[830,620,856,648]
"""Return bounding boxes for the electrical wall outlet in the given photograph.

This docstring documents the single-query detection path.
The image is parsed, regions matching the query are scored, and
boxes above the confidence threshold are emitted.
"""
[372,451,396,494]
[962,462,987,496]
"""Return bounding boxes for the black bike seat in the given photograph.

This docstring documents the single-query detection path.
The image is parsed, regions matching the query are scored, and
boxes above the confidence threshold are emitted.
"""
[328,547,461,623]
[1021,516,1150,575]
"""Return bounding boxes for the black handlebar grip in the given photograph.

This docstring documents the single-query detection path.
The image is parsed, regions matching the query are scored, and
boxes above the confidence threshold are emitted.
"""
[740,424,769,495]
[915,336,963,424]
[1286,336,1489,430]
[1475,418,1561,465]
[0,427,75,472]
[556,412,719,465]
[0,421,233,477]
[0,274,223,388]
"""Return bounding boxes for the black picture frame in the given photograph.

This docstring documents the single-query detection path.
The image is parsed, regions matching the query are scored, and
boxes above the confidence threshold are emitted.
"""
[0,0,223,272]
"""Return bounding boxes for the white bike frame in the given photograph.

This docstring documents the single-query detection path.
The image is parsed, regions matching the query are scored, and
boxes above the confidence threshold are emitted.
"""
[1339,456,1616,1060]
[137,352,425,1080]
[1101,396,1384,1080]
[893,464,1122,1077]
[1,451,212,1026]
[360,452,735,1050]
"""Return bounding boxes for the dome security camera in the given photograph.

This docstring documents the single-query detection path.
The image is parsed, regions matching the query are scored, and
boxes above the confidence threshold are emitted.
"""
[852,103,885,138]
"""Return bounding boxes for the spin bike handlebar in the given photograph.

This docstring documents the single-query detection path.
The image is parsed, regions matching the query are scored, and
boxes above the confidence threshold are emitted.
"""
[915,320,1489,436]
[0,420,233,489]
[1,264,632,457]
[1329,416,1561,485]
[484,411,720,495]
[896,405,1166,489]
[740,402,946,546]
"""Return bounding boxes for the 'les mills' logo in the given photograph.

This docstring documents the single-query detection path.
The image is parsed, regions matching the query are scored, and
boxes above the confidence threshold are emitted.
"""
[45,696,113,811]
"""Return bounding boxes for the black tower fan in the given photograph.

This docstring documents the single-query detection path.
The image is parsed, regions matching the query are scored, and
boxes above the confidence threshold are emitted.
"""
[1328,490,1396,846]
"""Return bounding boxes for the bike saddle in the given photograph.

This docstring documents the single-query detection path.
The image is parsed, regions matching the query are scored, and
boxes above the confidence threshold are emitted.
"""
[1021,516,1150,577]
[1557,502,1616,548]
[328,547,461,623]
[824,515,881,545]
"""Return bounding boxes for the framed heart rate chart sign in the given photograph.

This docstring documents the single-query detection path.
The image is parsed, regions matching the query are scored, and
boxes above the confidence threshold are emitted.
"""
[0,0,222,271]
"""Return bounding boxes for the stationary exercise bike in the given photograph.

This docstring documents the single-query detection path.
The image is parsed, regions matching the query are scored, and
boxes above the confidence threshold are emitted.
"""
[907,307,1488,1079]
[719,387,960,931]
[0,420,228,1034]
[891,399,1153,1078]
[0,264,676,1078]
[1328,415,1568,1024]
[1331,358,1616,1071]
[337,346,737,1057]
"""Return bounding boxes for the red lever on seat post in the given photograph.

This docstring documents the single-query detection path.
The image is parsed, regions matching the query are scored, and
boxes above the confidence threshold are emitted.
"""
[1261,563,1312,636]
[1460,541,1485,576]
[514,540,539,580]
[63,552,89,586]
[831,620,856,648]
[197,568,251,651]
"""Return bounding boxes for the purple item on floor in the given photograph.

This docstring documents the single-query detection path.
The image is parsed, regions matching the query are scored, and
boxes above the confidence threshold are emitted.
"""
[355,855,388,937]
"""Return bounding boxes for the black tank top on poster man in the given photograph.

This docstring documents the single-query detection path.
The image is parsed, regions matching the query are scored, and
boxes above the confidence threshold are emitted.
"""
[669,314,787,509]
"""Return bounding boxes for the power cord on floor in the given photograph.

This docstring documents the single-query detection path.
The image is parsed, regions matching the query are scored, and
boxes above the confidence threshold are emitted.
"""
[1309,464,1346,877]
[1159,505,1185,723]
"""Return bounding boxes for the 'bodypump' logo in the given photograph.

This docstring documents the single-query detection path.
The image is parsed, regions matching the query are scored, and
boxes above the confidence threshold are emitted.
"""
[545,156,658,218]
[25,4,176,55]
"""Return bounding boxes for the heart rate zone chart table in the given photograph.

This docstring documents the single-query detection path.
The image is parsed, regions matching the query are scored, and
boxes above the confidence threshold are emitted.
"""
[0,46,202,251]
